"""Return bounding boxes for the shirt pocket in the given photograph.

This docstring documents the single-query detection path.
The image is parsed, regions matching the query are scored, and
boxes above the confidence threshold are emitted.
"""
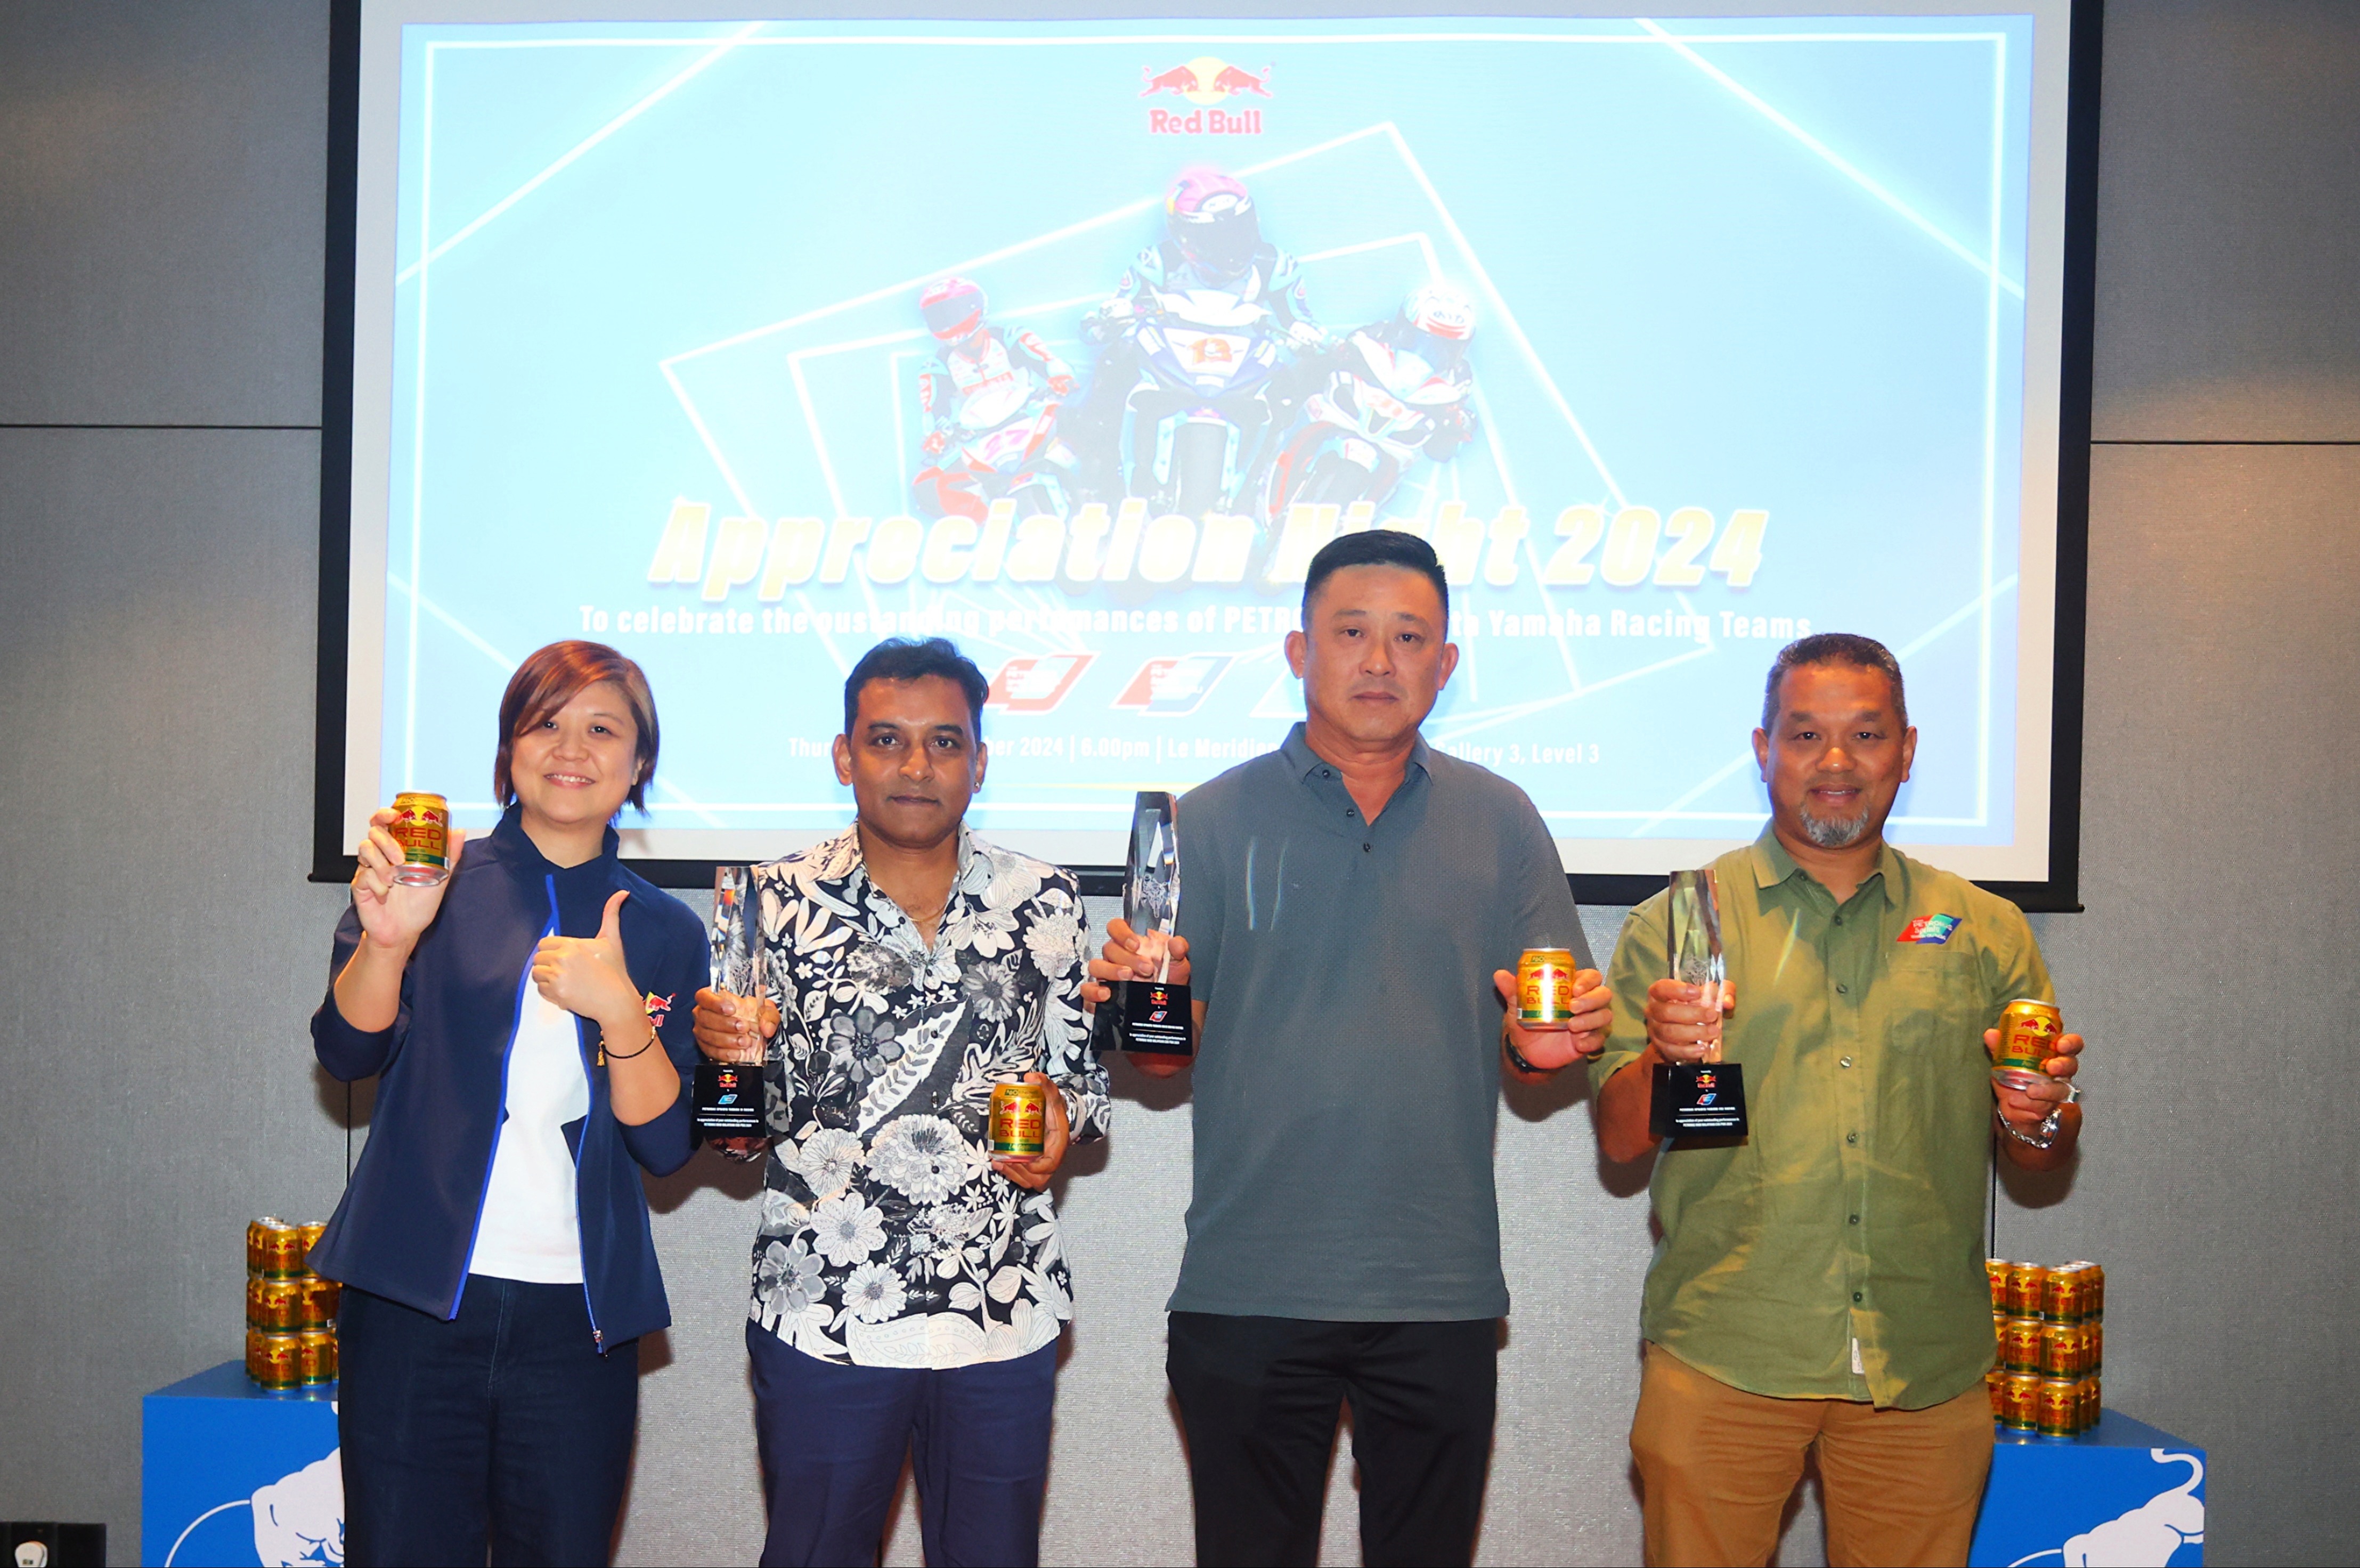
[1882,945,1988,1067]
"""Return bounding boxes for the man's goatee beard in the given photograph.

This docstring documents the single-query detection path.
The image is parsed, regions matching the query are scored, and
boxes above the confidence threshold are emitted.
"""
[1800,802,1875,849]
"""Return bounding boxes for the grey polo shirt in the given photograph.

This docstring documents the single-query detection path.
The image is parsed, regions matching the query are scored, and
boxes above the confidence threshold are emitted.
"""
[1168,723,1589,1321]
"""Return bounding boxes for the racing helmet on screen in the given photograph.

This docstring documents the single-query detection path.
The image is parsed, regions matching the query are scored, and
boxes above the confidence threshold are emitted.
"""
[920,276,988,343]
[1395,284,1476,370]
[1166,170,1260,282]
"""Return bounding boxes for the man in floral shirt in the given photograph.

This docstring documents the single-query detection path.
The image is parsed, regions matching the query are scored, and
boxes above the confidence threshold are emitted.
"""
[695,638,1108,1568]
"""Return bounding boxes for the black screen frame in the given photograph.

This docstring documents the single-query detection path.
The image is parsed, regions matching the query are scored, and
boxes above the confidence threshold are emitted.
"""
[311,0,2101,912]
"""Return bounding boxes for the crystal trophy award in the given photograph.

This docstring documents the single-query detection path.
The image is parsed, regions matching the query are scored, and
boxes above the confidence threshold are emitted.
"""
[1091,792,1193,1056]
[696,867,767,1138]
[1649,868,1749,1139]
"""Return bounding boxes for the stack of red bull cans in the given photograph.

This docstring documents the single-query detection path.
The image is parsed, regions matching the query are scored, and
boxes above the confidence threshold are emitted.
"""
[245,1218,339,1390]
[1985,1258,2104,1437]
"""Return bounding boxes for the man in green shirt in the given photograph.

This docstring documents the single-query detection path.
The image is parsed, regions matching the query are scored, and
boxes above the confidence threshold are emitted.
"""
[1590,633,2085,1568]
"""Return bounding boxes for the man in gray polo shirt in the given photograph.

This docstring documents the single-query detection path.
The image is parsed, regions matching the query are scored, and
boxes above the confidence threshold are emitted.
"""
[1088,529,1611,1567]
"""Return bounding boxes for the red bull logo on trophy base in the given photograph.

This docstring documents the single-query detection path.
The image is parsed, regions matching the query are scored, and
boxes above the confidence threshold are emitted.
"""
[1142,56,1268,135]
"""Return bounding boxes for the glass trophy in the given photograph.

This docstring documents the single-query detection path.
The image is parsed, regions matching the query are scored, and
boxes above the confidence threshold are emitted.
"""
[1091,792,1192,1056]
[696,867,767,1140]
[1649,868,1749,1140]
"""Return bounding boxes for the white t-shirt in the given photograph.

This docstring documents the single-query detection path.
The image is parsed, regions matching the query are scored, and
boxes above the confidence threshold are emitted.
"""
[466,981,590,1283]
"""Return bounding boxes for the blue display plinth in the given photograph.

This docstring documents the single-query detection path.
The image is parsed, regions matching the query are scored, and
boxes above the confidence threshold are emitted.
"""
[1970,1411,2204,1566]
[142,1362,341,1567]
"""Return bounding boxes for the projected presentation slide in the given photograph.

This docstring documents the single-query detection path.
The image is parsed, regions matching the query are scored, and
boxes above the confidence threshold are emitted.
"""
[344,5,2074,877]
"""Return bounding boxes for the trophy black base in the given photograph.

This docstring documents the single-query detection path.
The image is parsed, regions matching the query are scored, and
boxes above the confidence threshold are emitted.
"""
[1093,977,1194,1056]
[1125,977,1192,1053]
[1650,1060,1748,1140]
[693,1059,764,1138]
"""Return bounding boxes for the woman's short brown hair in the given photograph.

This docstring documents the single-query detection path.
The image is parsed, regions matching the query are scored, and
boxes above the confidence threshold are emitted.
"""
[493,641,661,813]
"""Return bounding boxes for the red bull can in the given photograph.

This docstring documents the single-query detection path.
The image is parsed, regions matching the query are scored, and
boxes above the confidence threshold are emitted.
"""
[2037,1377,2081,1438]
[1994,999,2063,1092]
[989,1082,1048,1158]
[1517,949,1579,1028]
[2066,1260,2104,1320]
[2000,1316,2046,1374]
[247,1330,302,1390]
[2001,1373,2041,1432]
[297,1328,338,1385]
[247,1275,304,1333]
[2039,1320,2084,1379]
[389,791,451,886]
[251,1218,307,1278]
[2004,1262,2049,1318]
[2043,1263,2091,1322]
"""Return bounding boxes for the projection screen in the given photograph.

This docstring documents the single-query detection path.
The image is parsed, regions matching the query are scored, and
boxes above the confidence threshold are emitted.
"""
[319,1,2096,902]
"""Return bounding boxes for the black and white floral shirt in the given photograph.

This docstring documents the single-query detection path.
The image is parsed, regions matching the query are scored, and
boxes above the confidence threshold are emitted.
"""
[746,826,1109,1368]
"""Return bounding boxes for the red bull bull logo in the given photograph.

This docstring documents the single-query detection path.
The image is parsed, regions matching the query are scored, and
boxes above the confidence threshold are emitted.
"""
[1141,56,1268,136]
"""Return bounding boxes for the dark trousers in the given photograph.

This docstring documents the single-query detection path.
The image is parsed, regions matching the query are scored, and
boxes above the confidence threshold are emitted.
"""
[1166,1312,1498,1568]
[746,1321,1058,1568]
[339,1278,639,1567]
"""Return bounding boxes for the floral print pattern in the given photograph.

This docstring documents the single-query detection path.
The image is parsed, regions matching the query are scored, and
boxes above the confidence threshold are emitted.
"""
[746,828,1108,1368]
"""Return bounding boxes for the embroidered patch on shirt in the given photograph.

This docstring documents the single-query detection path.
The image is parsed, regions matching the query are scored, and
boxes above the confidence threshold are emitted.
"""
[643,991,674,1027]
[1896,914,1961,945]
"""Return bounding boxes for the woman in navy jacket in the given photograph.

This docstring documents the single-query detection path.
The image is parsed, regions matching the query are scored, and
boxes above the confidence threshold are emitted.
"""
[309,641,709,1567]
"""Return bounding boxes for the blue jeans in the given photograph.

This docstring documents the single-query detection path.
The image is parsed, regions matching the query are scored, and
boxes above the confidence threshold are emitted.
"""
[746,1321,1059,1567]
[339,1278,639,1567]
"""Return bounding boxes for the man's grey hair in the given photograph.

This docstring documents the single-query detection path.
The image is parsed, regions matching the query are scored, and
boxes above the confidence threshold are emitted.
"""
[1760,633,1908,731]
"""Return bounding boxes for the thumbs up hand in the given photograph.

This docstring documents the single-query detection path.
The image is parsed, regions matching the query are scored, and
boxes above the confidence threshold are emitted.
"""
[533,889,645,1036]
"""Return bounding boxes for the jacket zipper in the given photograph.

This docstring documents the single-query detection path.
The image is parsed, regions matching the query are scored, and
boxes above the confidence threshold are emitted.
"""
[566,871,609,1355]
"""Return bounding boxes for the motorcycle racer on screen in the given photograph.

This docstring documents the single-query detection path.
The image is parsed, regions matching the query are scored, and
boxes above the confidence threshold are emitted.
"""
[1262,284,1479,521]
[909,275,1080,521]
[1067,169,1326,511]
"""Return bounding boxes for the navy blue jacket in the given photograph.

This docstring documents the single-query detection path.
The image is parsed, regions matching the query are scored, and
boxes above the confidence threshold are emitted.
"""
[308,808,709,1350]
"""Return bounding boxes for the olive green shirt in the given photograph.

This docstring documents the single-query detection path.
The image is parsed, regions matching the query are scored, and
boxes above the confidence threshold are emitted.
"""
[1590,827,2054,1409]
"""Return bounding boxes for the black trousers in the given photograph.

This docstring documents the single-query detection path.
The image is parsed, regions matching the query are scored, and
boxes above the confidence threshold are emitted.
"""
[339,1277,639,1567]
[1166,1312,1498,1568]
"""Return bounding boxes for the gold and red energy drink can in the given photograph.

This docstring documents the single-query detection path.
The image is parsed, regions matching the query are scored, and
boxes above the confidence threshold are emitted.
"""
[2084,1318,2103,1374]
[247,1275,304,1333]
[2005,1262,2049,1319]
[2037,1377,2081,1438]
[389,791,452,886]
[247,1330,302,1390]
[1984,1366,2007,1419]
[2039,1320,2084,1379]
[297,1275,341,1330]
[247,1216,289,1275]
[2000,1316,2046,1374]
[253,1219,307,1278]
[297,1328,338,1385]
[1516,949,1578,1028]
[2043,1263,2089,1322]
[2001,1373,2041,1432]
[1985,1258,2011,1311]
[296,1220,328,1278]
[1995,999,2064,1091]
[2081,1376,2102,1429]
[2067,1260,2104,1320]
[989,1082,1048,1157]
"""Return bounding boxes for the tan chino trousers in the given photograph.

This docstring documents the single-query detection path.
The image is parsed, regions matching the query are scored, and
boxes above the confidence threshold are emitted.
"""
[1629,1343,1995,1568]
